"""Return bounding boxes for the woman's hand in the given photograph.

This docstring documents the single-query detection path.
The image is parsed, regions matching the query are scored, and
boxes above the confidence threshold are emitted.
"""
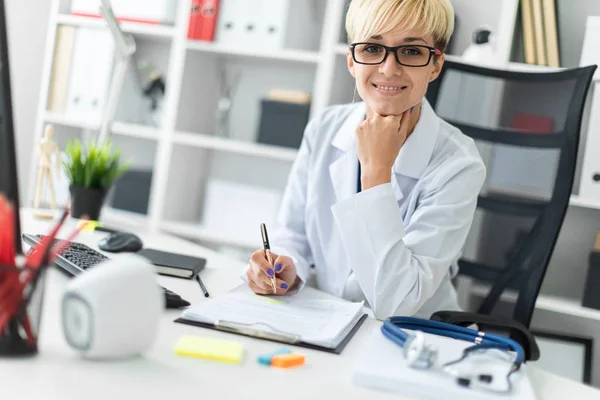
[247,250,298,295]
[356,109,412,190]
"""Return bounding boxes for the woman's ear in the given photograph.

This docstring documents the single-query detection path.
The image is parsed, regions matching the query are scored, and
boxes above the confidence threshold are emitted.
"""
[429,54,445,82]
[347,51,356,78]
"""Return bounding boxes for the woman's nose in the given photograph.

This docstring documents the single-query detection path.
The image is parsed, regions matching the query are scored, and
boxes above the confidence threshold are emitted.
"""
[379,51,403,76]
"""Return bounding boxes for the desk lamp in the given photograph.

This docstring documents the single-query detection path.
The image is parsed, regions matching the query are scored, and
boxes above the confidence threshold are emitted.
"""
[97,0,136,145]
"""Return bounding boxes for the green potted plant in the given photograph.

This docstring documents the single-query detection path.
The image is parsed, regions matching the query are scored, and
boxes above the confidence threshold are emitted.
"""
[63,138,130,220]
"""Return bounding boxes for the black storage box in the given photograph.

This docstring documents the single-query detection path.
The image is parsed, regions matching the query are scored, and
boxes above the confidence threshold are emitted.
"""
[110,169,153,215]
[582,251,600,310]
[257,100,310,149]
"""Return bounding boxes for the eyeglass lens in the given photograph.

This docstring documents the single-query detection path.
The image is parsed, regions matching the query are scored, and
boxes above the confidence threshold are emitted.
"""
[353,44,432,66]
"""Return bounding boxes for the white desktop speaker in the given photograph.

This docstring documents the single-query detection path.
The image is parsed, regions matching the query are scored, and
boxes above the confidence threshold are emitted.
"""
[61,254,163,359]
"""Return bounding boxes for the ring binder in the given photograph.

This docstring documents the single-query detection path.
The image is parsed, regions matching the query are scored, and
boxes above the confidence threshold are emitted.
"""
[215,320,300,344]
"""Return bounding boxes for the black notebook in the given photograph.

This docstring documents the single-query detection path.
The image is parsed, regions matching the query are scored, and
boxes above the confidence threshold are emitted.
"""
[136,248,206,279]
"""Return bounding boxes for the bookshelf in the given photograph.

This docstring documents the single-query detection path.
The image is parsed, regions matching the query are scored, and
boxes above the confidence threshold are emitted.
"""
[29,0,600,252]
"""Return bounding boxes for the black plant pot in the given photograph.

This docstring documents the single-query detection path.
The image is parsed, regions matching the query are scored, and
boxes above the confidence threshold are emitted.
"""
[69,185,107,221]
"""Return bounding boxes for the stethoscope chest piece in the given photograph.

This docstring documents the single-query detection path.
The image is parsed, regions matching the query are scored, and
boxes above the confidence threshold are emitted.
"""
[404,331,438,369]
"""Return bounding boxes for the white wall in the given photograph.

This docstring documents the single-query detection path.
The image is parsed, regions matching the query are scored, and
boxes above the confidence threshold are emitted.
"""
[5,0,52,206]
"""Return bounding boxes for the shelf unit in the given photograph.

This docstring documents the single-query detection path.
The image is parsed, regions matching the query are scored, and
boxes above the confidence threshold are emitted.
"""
[29,0,600,254]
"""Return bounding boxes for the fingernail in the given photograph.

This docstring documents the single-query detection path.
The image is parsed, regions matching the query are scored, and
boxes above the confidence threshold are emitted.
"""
[410,106,414,114]
[281,283,288,289]
[274,263,282,272]
[267,269,274,276]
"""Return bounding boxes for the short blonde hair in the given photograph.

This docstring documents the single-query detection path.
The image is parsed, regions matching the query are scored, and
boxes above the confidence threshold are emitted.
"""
[345,0,455,52]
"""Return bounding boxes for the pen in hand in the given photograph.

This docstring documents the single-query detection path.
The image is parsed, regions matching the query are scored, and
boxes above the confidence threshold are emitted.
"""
[260,223,276,294]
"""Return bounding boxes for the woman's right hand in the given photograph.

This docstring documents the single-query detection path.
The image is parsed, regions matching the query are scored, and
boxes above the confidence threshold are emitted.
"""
[247,250,298,295]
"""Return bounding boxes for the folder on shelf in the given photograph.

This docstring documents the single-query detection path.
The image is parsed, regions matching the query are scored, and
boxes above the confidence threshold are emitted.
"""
[530,0,547,66]
[520,0,536,65]
[214,0,316,49]
[174,284,368,354]
[257,0,289,49]
[47,25,76,113]
[214,0,241,45]
[188,0,219,41]
[65,28,114,122]
[542,0,560,68]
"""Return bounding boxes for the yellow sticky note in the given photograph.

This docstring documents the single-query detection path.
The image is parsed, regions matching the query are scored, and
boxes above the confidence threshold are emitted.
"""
[174,335,244,364]
[77,220,100,232]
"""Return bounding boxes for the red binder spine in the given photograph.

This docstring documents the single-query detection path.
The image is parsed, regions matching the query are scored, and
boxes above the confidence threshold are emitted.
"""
[187,0,201,39]
[188,0,219,41]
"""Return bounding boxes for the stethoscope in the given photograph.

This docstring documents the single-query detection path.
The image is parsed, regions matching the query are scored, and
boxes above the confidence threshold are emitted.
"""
[381,317,525,393]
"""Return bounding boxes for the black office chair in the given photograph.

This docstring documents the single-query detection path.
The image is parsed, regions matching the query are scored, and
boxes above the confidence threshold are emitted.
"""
[425,60,597,360]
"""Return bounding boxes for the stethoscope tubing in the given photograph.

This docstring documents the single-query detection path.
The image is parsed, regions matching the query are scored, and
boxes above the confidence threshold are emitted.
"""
[382,317,525,365]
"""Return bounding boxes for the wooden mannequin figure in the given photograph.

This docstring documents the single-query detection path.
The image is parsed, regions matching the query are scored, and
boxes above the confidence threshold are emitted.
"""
[33,124,61,218]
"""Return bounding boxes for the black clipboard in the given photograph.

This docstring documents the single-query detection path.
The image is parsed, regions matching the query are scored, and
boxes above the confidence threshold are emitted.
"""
[174,313,368,355]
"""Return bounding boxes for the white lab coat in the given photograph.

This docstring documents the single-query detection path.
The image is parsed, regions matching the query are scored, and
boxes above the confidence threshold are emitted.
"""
[268,98,486,320]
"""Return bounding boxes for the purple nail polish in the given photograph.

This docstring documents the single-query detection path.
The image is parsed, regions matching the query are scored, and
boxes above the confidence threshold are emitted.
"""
[267,269,274,276]
[274,263,282,272]
[281,283,288,289]
[410,106,414,114]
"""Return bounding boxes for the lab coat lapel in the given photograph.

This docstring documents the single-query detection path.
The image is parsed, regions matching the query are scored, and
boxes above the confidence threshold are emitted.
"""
[329,103,365,202]
[393,99,439,180]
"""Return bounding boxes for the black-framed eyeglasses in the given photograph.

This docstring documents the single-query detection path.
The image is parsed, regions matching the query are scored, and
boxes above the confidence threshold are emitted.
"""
[349,42,443,67]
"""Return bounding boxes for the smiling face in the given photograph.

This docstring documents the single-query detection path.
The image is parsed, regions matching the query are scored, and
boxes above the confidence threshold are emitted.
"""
[347,25,444,117]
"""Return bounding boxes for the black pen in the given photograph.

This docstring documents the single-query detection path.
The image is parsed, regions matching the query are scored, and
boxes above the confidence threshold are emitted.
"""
[261,223,276,294]
[195,274,209,297]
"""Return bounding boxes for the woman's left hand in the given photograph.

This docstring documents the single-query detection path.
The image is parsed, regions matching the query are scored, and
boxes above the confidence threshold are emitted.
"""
[356,109,412,190]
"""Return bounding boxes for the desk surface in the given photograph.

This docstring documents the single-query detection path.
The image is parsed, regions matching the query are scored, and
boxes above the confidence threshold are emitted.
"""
[2,208,599,400]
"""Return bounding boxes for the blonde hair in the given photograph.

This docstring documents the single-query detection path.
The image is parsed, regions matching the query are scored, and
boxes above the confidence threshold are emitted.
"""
[345,0,455,52]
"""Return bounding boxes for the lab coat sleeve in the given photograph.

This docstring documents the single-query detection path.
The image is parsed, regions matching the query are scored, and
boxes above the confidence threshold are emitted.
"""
[331,155,486,320]
[265,117,319,290]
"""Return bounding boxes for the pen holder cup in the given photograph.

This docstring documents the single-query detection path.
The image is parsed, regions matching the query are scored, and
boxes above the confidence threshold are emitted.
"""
[0,264,48,357]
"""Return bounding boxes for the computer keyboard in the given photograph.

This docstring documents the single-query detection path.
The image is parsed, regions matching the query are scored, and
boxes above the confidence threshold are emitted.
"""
[22,233,190,309]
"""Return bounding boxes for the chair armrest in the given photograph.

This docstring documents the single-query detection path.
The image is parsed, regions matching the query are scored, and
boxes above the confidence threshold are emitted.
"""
[430,311,540,361]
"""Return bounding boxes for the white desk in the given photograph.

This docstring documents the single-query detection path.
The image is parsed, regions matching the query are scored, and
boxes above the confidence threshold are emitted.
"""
[1,209,599,400]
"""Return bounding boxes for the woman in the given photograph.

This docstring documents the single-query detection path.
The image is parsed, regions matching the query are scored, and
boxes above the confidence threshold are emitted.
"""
[245,0,486,320]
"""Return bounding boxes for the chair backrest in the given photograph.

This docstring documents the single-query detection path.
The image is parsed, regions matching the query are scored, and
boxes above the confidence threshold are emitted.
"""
[426,60,597,328]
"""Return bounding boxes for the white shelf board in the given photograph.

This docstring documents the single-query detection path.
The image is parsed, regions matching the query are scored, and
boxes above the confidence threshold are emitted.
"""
[161,220,259,250]
[174,131,298,162]
[535,293,600,321]
[111,122,161,141]
[45,111,99,130]
[471,282,600,321]
[186,40,321,64]
[56,14,174,40]
[45,112,160,141]
[569,195,600,210]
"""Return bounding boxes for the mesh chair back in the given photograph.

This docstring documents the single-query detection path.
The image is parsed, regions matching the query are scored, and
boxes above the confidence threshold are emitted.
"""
[426,60,597,327]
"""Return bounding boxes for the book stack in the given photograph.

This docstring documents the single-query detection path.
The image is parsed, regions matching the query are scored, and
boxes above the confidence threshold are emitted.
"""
[521,0,560,67]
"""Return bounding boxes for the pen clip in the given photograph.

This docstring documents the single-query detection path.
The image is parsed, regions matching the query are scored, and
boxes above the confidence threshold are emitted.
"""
[215,320,300,344]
